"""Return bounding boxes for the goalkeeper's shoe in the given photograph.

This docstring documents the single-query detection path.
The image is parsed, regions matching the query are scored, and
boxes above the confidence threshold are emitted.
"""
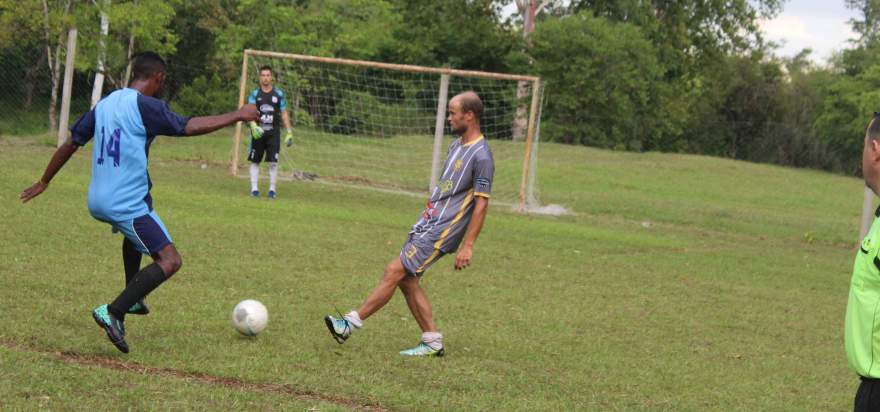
[249,122,264,139]
[251,190,259,198]
[92,304,129,353]
[268,190,276,199]
[127,299,150,315]
[399,342,444,357]
[324,315,352,344]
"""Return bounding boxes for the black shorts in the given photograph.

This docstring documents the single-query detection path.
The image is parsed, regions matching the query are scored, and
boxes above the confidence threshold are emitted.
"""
[855,376,880,412]
[248,131,280,163]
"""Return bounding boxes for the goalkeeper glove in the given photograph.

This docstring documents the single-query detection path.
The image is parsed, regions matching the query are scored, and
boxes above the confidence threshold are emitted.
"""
[285,129,293,147]
[249,121,264,140]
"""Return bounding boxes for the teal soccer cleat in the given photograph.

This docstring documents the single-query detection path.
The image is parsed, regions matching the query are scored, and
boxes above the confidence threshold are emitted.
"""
[127,300,150,315]
[323,315,352,344]
[92,304,129,353]
[399,342,444,357]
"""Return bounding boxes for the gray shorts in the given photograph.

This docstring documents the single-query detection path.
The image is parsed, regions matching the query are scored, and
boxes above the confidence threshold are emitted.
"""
[399,234,446,277]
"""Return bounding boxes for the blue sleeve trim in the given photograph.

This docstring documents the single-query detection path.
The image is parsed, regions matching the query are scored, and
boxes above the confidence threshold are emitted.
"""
[247,89,258,104]
[277,89,287,110]
[137,95,191,137]
[70,110,96,146]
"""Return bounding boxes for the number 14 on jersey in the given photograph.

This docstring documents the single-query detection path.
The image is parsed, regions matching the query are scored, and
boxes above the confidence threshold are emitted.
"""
[97,127,121,167]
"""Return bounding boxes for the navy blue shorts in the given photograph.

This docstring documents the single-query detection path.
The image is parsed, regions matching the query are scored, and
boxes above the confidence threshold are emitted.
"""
[109,211,173,255]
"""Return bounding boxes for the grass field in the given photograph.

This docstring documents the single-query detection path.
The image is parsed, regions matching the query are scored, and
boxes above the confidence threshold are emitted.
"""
[0,129,866,410]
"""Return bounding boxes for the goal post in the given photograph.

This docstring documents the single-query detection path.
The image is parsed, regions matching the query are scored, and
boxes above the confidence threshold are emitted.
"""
[231,49,544,211]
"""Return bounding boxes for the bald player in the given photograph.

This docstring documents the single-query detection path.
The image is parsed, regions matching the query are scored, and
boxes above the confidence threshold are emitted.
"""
[324,91,494,357]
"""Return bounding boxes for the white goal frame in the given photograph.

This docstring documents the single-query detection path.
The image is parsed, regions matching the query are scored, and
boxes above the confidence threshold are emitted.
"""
[231,49,543,212]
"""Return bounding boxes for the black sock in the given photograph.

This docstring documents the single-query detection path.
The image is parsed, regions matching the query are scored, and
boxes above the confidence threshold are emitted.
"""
[122,238,142,285]
[109,263,166,319]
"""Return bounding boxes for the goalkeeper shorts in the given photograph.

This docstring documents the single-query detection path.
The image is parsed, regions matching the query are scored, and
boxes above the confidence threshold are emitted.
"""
[399,233,446,277]
[248,131,280,163]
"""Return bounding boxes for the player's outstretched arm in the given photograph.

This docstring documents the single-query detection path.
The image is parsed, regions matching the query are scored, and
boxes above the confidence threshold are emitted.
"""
[20,138,79,203]
[455,196,490,270]
[184,104,259,136]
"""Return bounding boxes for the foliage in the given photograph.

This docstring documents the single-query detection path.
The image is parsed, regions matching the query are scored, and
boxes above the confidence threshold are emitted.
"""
[170,74,237,116]
[528,12,662,148]
[5,0,880,174]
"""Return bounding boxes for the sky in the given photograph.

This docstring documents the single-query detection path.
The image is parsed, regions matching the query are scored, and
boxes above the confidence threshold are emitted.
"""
[759,0,859,63]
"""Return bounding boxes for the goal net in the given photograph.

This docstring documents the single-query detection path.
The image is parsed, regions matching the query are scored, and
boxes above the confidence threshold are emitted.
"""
[232,49,543,211]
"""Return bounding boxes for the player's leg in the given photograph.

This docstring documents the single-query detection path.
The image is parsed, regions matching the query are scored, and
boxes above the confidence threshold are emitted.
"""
[399,275,436,333]
[94,212,176,353]
[248,137,266,197]
[109,212,180,320]
[266,133,280,198]
[323,257,407,344]
[122,237,142,284]
[357,257,408,319]
[122,237,149,315]
[397,249,445,356]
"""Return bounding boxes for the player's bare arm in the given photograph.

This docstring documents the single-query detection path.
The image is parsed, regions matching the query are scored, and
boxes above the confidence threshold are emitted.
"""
[282,109,292,130]
[185,104,259,136]
[20,138,79,203]
[455,196,489,270]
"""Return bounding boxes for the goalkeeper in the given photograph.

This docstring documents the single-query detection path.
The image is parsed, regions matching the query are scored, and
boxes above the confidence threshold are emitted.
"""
[247,65,293,199]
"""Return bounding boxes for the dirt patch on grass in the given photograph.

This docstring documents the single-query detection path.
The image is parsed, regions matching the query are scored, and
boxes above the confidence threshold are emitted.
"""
[0,337,391,412]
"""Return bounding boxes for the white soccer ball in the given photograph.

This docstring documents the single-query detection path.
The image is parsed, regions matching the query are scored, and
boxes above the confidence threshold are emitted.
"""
[231,299,268,336]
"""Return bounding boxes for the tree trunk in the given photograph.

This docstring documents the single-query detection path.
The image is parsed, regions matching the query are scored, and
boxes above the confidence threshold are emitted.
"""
[90,0,110,108]
[122,30,134,87]
[48,37,63,133]
[45,0,72,134]
[512,0,541,141]
[121,0,136,88]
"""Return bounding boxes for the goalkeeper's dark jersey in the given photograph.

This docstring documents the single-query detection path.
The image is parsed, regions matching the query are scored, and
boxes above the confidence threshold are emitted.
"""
[247,87,287,133]
[409,135,494,252]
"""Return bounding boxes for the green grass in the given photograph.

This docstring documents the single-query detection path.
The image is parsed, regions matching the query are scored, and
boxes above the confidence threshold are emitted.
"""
[0,129,865,410]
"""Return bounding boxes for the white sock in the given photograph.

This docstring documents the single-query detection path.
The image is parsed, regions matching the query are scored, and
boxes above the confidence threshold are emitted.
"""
[344,310,363,329]
[268,162,278,192]
[421,331,443,350]
[249,163,259,191]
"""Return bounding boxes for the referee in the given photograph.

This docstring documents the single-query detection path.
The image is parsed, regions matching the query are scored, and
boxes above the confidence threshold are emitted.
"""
[846,113,880,411]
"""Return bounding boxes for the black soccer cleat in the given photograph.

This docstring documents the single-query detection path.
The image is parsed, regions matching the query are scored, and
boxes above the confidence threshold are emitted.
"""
[127,300,150,315]
[92,304,129,353]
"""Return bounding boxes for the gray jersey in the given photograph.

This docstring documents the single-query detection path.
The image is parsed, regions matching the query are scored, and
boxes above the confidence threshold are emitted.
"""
[410,136,494,252]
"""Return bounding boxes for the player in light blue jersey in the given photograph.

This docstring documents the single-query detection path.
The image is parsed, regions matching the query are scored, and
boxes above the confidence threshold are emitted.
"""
[20,52,259,353]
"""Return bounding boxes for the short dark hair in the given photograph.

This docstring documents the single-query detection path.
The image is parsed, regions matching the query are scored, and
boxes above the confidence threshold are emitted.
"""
[869,113,880,140]
[131,52,166,81]
[459,91,483,121]
[259,65,273,75]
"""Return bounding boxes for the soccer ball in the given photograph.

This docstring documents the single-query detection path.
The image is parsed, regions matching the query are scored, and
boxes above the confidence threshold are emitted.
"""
[231,299,268,336]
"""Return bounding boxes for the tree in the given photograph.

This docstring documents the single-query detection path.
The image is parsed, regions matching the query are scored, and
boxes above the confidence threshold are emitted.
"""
[42,0,73,133]
[528,12,663,148]
[511,0,556,140]
[571,0,783,73]
[0,0,74,132]
[73,0,177,93]
[847,0,880,45]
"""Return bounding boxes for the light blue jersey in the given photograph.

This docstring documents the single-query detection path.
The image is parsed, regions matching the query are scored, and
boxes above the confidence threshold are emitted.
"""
[71,88,190,223]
